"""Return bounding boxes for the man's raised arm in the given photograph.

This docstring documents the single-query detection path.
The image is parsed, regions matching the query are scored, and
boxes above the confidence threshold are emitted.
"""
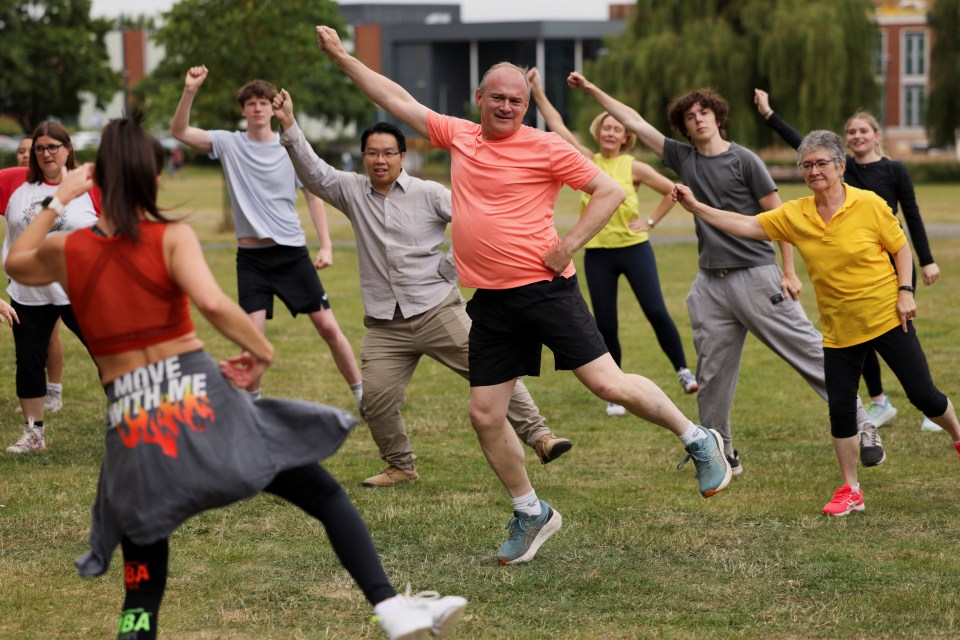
[316,25,429,138]
[567,71,666,158]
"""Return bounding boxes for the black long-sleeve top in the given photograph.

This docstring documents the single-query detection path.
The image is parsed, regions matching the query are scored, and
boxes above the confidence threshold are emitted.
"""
[765,112,934,266]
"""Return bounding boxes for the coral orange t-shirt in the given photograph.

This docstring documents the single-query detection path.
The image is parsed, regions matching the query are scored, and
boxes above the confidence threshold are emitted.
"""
[427,111,599,289]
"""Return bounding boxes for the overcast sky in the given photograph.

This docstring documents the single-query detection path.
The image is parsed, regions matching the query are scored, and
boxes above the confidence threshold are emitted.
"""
[91,0,613,22]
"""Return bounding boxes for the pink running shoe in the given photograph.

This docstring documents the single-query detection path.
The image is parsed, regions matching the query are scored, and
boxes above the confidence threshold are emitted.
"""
[822,484,864,517]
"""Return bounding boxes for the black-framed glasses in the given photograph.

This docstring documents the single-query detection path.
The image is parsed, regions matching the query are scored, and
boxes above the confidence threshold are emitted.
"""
[362,150,401,159]
[798,159,836,173]
[34,143,65,156]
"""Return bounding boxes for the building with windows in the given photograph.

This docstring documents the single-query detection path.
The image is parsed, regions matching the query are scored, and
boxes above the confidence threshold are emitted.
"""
[873,0,933,154]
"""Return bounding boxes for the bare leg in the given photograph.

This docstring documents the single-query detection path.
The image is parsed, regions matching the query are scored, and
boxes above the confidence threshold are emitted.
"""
[19,396,44,423]
[573,354,691,435]
[245,310,268,393]
[470,380,533,498]
[928,398,960,441]
[308,307,362,386]
[832,435,859,487]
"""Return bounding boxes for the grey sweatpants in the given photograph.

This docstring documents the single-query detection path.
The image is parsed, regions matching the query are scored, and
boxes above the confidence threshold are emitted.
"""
[686,264,869,457]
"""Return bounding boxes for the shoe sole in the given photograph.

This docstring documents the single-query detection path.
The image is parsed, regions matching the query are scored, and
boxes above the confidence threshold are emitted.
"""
[498,509,563,565]
[702,429,733,498]
[683,384,699,395]
[538,440,573,464]
[871,406,897,427]
[824,503,865,517]
[432,598,468,638]
[729,463,743,477]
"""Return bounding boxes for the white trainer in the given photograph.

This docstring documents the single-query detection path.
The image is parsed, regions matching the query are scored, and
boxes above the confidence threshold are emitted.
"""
[376,585,467,639]
[6,418,45,453]
[921,417,944,432]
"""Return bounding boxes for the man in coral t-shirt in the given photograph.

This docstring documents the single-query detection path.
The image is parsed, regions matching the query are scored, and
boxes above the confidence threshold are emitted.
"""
[315,25,732,565]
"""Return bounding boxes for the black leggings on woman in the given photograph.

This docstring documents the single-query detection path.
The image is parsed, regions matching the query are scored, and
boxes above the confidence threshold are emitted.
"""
[117,463,395,639]
[824,322,947,439]
[583,243,687,370]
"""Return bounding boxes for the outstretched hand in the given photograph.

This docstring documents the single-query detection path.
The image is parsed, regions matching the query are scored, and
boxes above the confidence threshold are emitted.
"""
[526,67,541,88]
[218,352,269,389]
[567,71,591,92]
[184,65,208,92]
[754,89,772,118]
[315,25,347,60]
[671,184,700,212]
[272,88,295,130]
[54,164,95,205]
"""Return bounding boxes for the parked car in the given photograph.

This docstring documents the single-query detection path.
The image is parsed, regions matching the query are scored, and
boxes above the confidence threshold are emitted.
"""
[70,131,101,150]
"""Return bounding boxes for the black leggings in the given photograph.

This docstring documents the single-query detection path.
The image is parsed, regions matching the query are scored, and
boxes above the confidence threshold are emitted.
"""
[861,257,919,398]
[117,463,395,639]
[824,322,947,438]
[9,301,85,398]
[583,243,687,370]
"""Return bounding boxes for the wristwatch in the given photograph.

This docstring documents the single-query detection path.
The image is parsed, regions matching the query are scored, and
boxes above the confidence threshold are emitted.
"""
[898,285,915,293]
[646,218,656,228]
[40,196,66,216]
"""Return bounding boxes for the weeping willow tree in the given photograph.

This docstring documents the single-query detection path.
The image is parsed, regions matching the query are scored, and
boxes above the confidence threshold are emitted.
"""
[582,0,878,149]
[926,0,960,148]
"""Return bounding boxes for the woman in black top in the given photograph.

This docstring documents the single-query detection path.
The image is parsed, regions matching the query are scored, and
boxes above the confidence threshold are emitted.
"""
[753,90,941,433]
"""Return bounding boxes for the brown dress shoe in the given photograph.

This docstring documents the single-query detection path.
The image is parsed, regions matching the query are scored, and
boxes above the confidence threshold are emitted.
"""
[362,465,420,487]
[534,433,573,464]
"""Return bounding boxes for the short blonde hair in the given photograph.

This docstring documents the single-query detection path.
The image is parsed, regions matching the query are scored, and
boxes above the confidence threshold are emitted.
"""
[589,112,636,154]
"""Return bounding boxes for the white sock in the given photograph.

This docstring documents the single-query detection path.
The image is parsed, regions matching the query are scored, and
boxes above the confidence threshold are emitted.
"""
[511,490,541,517]
[46,383,62,395]
[679,423,704,446]
[850,483,860,492]
[350,382,363,402]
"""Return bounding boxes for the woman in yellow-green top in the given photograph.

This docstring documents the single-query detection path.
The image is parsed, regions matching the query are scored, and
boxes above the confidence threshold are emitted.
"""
[527,69,696,418]
[673,129,960,517]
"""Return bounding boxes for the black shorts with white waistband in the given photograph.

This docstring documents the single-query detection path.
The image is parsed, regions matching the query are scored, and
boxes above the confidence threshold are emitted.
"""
[465,274,608,387]
[236,245,329,319]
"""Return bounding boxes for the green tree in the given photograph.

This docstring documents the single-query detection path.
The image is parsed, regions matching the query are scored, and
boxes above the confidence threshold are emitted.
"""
[0,0,121,133]
[926,0,960,148]
[582,0,878,150]
[137,0,371,132]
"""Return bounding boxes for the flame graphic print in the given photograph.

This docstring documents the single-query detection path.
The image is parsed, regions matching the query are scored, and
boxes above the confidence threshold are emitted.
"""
[117,392,215,458]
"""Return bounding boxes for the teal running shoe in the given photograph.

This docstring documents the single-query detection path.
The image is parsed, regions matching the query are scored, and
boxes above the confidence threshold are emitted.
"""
[676,428,732,498]
[497,500,562,565]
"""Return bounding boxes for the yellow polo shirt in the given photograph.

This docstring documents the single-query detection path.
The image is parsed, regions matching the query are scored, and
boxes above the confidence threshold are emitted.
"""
[580,154,648,249]
[756,185,906,348]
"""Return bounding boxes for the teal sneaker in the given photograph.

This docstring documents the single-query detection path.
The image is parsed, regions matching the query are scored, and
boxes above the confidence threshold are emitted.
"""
[497,500,562,565]
[676,428,732,498]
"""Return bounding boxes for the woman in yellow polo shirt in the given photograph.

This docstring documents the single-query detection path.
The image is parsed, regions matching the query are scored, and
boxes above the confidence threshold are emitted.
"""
[527,69,697,418]
[672,129,960,516]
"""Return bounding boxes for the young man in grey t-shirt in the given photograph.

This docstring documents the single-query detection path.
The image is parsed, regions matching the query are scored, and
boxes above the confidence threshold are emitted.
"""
[171,65,363,411]
[567,72,882,475]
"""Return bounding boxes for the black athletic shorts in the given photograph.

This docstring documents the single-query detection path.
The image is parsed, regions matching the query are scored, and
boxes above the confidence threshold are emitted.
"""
[465,274,608,387]
[236,245,329,319]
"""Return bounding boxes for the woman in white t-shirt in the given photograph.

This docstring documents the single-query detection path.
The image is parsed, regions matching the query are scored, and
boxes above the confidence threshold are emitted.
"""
[0,121,100,453]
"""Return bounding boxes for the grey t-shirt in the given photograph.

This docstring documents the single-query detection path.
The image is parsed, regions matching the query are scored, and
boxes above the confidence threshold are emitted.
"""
[208,130,307,246]
[662,138,778,269]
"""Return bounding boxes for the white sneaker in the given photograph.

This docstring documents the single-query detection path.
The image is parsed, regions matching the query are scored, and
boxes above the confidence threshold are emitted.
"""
[44,391,63,413]
[677,367,699,394]
[6,418,45,453]
[865,397,897,427]
[921,417,944,432]
[605,403,626,417]
[377,586,467,639]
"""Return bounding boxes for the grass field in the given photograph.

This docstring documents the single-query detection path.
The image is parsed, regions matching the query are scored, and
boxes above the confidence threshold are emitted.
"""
[1,166,959,639]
